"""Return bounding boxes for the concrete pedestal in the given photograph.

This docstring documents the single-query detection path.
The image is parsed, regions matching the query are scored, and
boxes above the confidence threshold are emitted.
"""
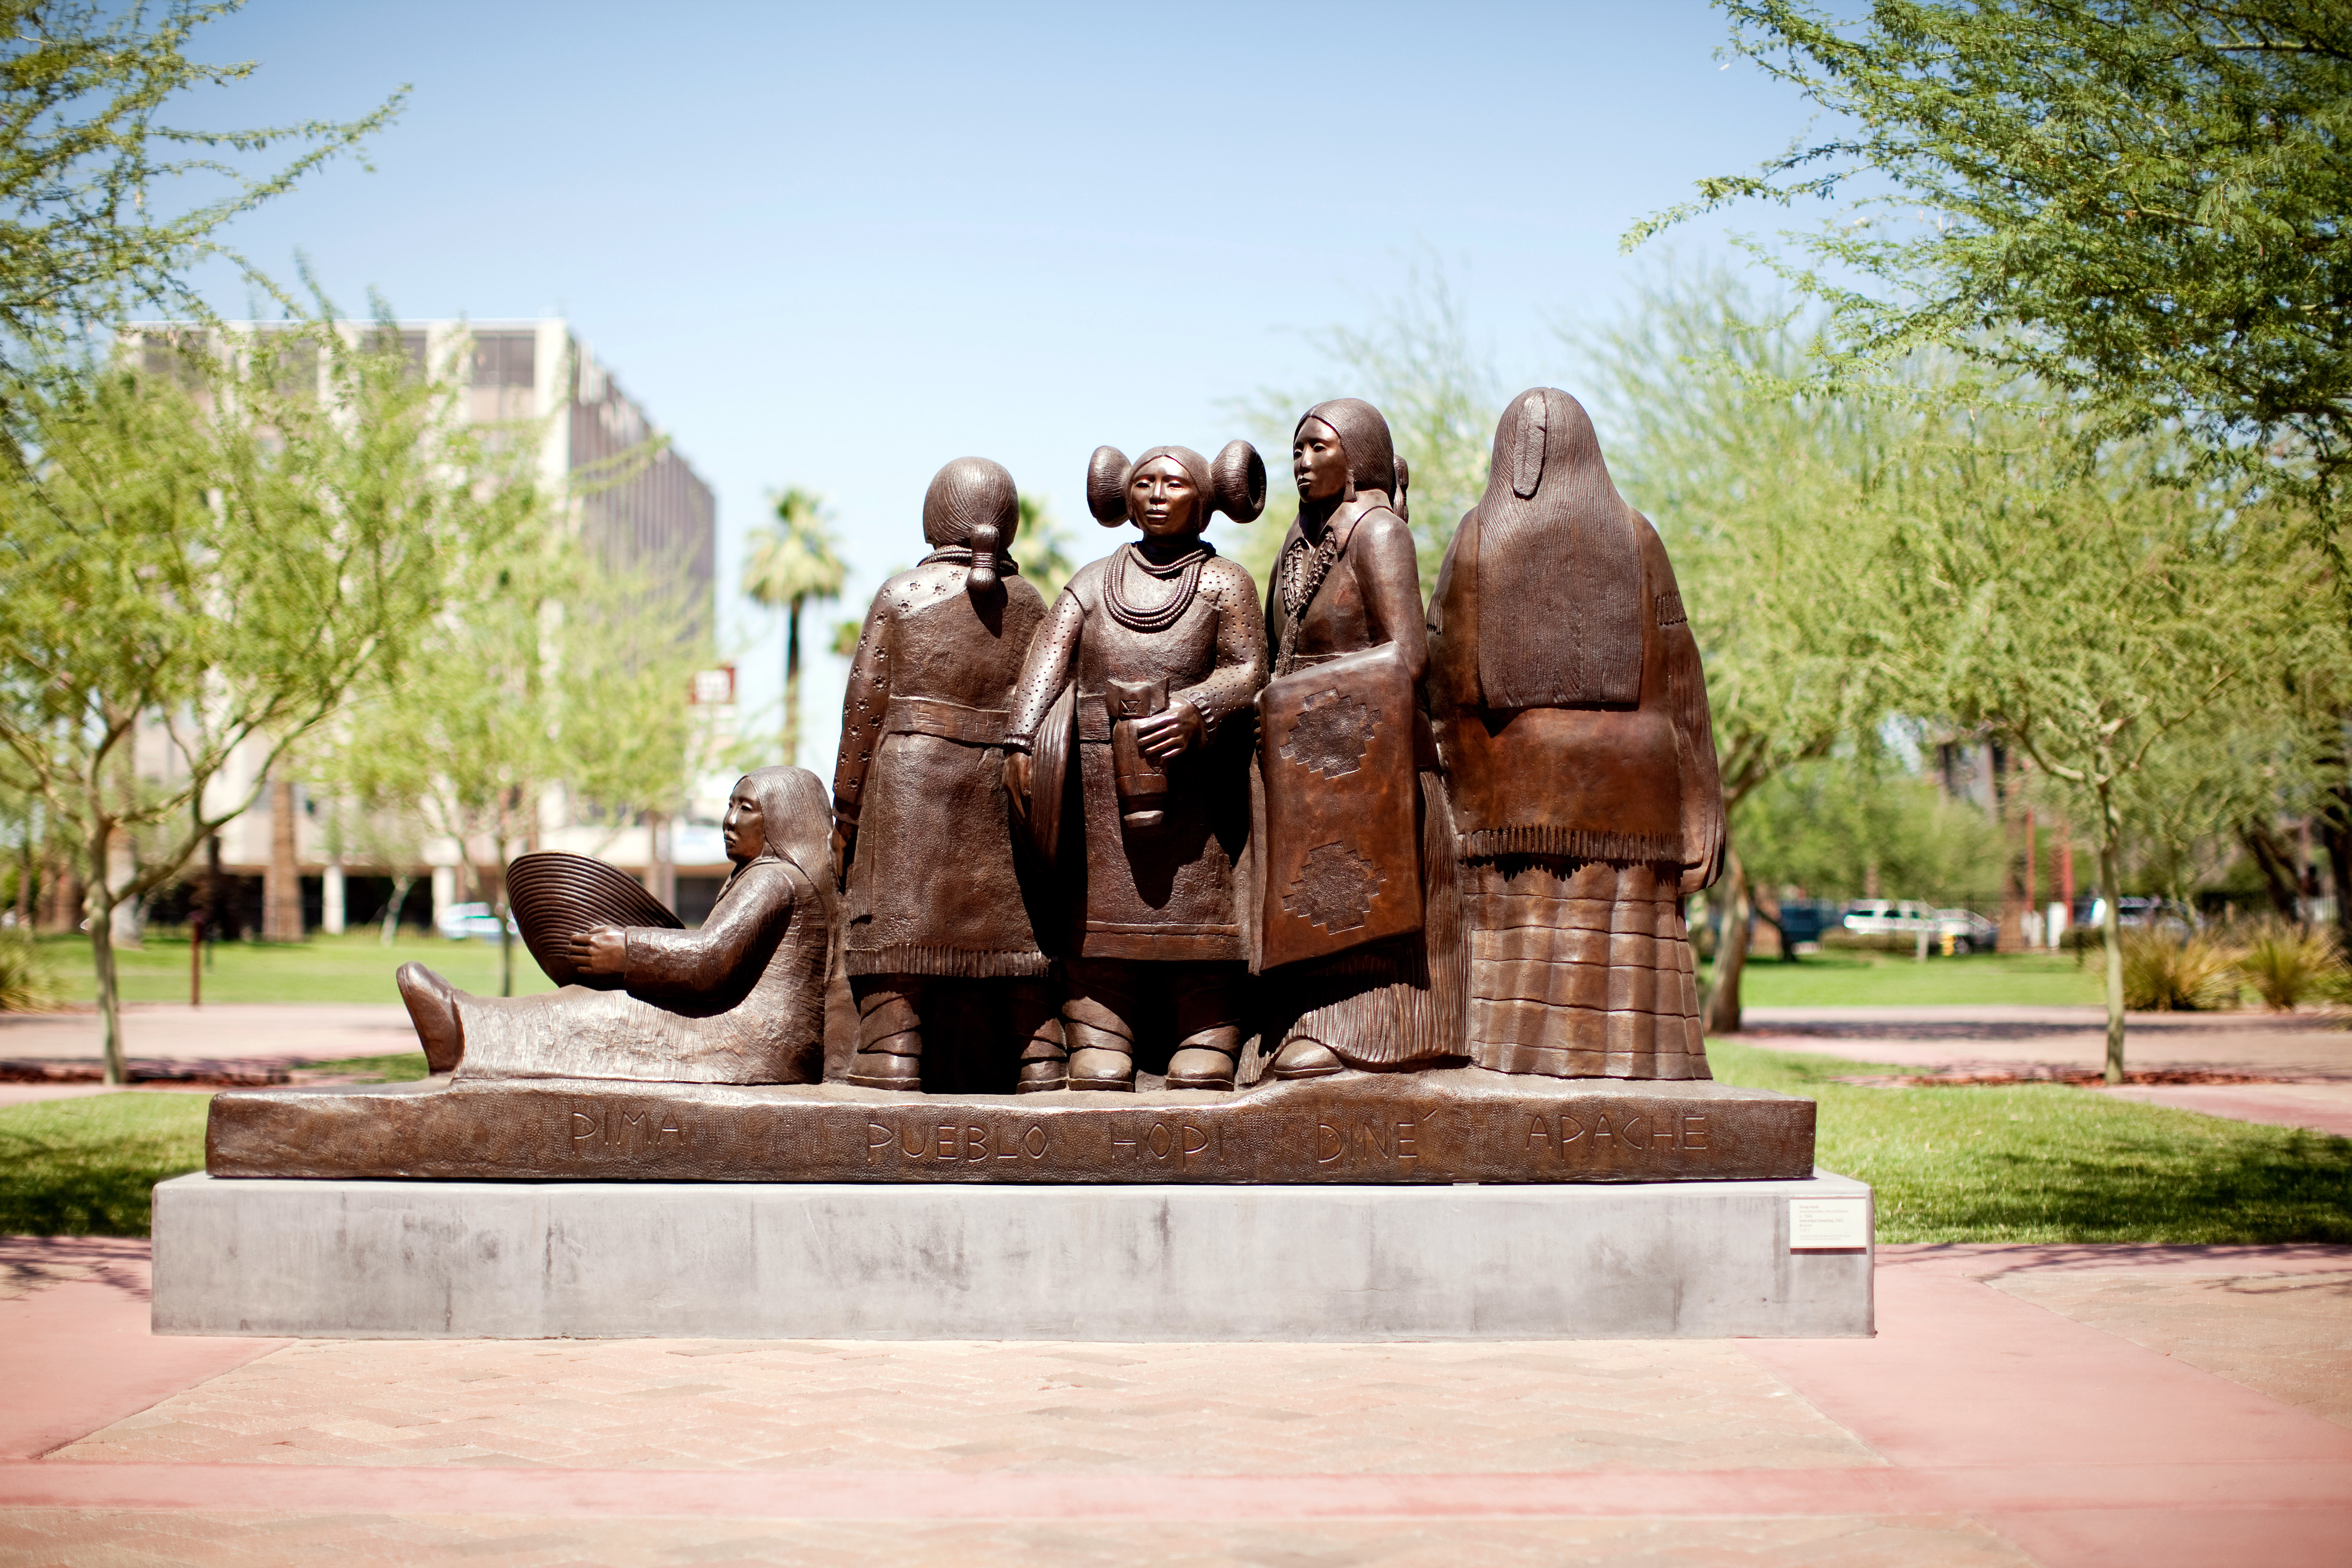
[152,1170,1873,1341]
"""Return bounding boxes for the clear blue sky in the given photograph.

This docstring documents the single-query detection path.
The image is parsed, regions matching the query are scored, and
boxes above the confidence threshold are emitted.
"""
[186,0,1816,781]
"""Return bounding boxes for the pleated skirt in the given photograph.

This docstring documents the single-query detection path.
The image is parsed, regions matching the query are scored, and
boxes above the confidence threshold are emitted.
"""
[1463,857,1710,1081]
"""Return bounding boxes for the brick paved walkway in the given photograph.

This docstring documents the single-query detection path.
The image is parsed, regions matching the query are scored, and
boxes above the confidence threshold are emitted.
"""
[0,1238,2346,1566]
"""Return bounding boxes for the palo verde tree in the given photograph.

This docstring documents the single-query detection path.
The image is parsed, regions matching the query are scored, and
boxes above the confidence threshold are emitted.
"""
[0,323,532,1081]
[1579,269,1901,1030]
[1633,0,2352,524]
[0,1,400,397]
[1883,405,2311,1078]
[320,521,716,998]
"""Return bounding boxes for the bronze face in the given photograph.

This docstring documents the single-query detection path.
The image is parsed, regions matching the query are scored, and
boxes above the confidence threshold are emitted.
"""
[1293,416,1347,503]
[722,781,767,863]
[1128,454,1202,539]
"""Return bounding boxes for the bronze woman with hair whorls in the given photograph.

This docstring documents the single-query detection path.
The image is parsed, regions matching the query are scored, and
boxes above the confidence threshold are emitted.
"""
[1253,399,1466,1081]
[1425,388,1726,1080]
[394,766,837,1085]
[830,457,1063,1093]
[1002,440,1268,1092]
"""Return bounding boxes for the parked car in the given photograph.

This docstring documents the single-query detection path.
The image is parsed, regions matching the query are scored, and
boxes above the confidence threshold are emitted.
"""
[2073,896,2195,935]
[1840,899,1995,954]
[1841,899,1939,938]
[436,902,515,942]
[1772,898,1845,952]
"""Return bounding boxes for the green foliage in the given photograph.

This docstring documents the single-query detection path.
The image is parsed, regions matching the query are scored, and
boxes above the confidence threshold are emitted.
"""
[1638,1,2352,513]
[0,321,534,1070]
[41,929,555,1005]
[0,1,400,392]
[743,488,849,614]
[1017,493,1080,604]
[301,1050,430,1082]
[1221,263,1499,595]
[1867,385,2310,1068]
[1579,268,1898,815]
[2234,919,2341,1010]
[318,519,716,922]
[1738,750,2009,900]
[744,485,847,762]
[0,924,57,1009]
[2120,926,2242,1010]
[1710,1039,2352,1243]
[0,1091,209,1236]
[1711,948,2105,1008]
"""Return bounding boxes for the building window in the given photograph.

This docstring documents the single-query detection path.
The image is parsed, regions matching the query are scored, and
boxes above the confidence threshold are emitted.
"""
[469,332,536,389]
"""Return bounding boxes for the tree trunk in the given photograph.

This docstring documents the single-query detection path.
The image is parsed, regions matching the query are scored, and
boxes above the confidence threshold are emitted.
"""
[646,813,676,912]
[86,822,125,1087]
[1704,844,1750,1036]
[1749,880,1785,960]
[12,831,31,928]
[203,833,226,948]
[380,872,415,946]
[783,598,804,767]
[2321,781,2352,947]
[40,853,81,934]
[263,773,303,942]
[2098,784,2127,1084]
[2241,823,2301,920]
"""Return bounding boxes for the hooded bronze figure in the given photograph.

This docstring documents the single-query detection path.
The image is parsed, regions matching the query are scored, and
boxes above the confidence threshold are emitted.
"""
[831,457,1063,1094]
[1425,388,1725,1080]
[1002,440,1268,1091]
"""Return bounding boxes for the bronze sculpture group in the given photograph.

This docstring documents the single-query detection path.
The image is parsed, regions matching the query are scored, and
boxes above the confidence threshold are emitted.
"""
[394,390,1725,1101]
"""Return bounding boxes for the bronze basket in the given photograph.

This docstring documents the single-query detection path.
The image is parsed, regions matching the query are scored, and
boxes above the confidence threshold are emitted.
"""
[505,851,683,988]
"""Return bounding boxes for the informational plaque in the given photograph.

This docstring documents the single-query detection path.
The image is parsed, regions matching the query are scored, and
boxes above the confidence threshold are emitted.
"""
[1788,1196,1872,1251]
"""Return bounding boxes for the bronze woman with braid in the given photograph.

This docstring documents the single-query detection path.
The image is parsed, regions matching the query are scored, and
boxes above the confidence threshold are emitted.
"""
[831,457,1063,1094]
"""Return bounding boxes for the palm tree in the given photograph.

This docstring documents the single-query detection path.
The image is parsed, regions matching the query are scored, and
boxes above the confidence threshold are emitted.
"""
[743,488,848,765]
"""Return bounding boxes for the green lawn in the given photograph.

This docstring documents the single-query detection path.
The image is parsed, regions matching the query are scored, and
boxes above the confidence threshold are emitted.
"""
[28,930,557,1006]
[5,1037,2344,1241]
[1708,1038,2352,1243]
[0,1093,214,1236]
[15,934,2113,1011]
[1712,949,2109,1009]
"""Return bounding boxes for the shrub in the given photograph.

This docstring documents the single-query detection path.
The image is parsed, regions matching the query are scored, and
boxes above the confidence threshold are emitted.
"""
[2121,927,2241,1011]
[2236,921,2342,1011]
[0,928,62,1012]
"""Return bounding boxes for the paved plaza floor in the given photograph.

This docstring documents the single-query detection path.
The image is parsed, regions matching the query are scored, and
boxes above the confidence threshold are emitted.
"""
[0,1236,2346,1566]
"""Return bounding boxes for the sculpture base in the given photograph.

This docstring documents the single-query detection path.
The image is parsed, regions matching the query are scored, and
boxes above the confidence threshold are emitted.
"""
[150,1170,1873,1339]
[203,1069,1814,1184]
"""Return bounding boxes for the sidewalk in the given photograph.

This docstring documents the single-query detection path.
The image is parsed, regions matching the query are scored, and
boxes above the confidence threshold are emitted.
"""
[1741,1004,2352,1137]
[0,1236,2345,1566]
[0,1005,416,1103]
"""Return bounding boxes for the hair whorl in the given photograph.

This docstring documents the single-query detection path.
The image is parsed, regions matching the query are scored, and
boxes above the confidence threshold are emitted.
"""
[1086,446,1130,526]
[1210,440,1267,524]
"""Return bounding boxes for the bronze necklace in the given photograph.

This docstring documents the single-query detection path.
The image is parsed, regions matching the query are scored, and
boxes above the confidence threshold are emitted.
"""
[1276,517,1346,674]
[1104,541,1208,633]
